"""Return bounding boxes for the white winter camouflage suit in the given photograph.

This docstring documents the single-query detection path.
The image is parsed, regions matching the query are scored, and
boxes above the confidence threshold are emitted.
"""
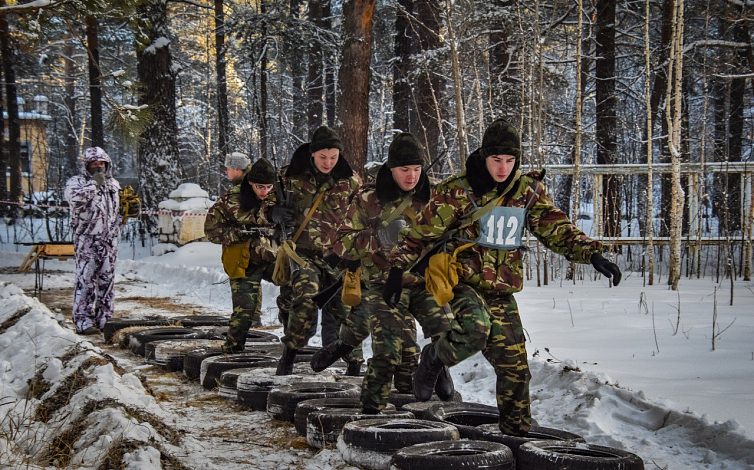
[64,147,121,332]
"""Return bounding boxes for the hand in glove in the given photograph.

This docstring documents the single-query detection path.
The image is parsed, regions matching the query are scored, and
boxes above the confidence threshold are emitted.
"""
[92,169,106,186]
[382,267,404,307]
[377,218,408,247]
[342,258,361,273]
[268,204,296,225]
[323,253,342,269]
[590,253,622,286]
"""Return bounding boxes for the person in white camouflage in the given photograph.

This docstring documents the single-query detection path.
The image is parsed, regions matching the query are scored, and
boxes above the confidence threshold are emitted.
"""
[64,147,121,335]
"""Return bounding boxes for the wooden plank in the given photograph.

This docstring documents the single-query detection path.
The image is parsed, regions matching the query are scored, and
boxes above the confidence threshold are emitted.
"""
[39,244,75,257]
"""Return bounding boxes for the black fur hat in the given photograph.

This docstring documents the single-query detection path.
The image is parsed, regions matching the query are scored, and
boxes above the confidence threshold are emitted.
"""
[387,132,425,168]
[310,125,343,153]
[481,119,521,159]
[249,158,276,184]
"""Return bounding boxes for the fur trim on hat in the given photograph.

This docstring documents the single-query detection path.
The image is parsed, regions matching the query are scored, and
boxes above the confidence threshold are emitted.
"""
[375,163,430,204]
[309,125,344,153]
[225,152,251,170]
[465,149,520,197]
[239,172,262,212]
[285,142,354,181]
[387,132,425,168]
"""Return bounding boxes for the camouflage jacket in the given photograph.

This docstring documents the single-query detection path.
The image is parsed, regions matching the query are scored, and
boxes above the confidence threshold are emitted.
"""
[389,152,604,295]
[204,182,278,264]
[332,164,431,284]
[283,143,361,259]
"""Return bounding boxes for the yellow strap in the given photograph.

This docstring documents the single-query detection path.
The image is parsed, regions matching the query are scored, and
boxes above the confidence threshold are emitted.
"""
[272,239,307,286]
[292,189,327,243]
[380,197,413,227]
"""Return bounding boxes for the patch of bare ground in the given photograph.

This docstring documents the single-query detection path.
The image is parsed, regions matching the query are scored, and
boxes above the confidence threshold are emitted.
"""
[118,296,210,316]
[39,398,183,467]
[35,356,108,422]
[0,306,32,334]
[97,439,192,470]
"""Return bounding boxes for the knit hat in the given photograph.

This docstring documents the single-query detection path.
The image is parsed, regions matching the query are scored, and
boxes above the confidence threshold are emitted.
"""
[387,133,425,168]
[309,126,343,153]
[225,151,251,169]
[249,158,277,184]
[480,119,521,159]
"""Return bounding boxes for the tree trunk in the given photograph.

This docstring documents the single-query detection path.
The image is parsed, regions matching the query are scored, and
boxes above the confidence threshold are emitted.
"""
[414,0,443,159]
[259,0,269,160]
[289,0,306,141]
[1,3,21,213]
[63,37,79,180]
[666,0,685,291]
[336,0,376,178]
[214,0,230,159]
[85,15,104,148]
[445,0,467,165]
[307,0,328,132]
[392,0,414,133]
[595,0,620,238]
[0,62,5,214]
[134,0,181,209]
[652,0,673,236]
[644,0,655,285]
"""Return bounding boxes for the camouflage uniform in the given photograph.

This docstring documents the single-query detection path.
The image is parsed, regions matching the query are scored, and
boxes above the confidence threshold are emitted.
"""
[277,143,363,365]
[64,147,120,333]
[204,178,277,352]
[331,164,446,410]
[389,149,606,434]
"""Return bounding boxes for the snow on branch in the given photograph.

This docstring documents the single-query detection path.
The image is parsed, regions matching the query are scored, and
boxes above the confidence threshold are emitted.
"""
[0,0,58,12]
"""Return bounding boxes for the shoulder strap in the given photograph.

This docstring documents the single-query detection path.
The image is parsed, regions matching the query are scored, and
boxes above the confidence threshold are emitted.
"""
[292,188,327,243]
[380,197,414,227]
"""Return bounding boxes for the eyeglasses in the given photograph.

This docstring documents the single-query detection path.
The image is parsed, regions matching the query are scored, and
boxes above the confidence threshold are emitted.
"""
[252,183,274,191]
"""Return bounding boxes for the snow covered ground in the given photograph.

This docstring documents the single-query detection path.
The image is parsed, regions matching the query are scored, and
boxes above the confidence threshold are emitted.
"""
[1,241,754,469]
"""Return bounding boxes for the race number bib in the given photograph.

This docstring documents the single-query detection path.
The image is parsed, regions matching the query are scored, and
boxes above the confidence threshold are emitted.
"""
[476,207,526,249]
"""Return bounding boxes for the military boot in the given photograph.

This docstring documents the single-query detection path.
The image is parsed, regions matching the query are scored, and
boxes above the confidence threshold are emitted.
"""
[412,343,445,401]
[345,361,362,377]
[310,340,354,372]
[275,346,298,376]
[434,365,455,401]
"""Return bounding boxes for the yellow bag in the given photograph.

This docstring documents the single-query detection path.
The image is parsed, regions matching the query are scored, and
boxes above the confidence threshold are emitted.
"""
[340,268,362,307]
[222,241,251,279]
[119,185,141,224]
[272,239,306,286]
[424,242,475,306]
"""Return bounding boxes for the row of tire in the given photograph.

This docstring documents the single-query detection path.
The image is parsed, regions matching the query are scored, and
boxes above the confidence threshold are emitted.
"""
[105,316,645,469]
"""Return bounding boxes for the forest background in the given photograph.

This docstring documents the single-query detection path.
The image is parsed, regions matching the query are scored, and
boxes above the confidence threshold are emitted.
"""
[0,0,752,289]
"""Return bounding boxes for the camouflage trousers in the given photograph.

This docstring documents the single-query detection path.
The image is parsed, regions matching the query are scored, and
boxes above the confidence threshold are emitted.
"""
[276,254,362,365]
[225,263,273,352]
[340,285,433,411]
[435,283,532,436]
[72,236,118,332]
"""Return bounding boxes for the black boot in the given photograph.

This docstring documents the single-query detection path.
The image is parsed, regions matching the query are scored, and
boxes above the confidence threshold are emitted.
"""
[412,343,445,401]
[345,361,362,377]
[361,406,380,415]
[434,365,455,401]
[275,346,298,376]
[310,340,354,372]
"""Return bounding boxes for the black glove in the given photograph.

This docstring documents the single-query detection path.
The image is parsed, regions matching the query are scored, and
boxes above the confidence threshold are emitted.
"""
[377,219,408,246]
[323,253,342,268]
[382,267,404,307]
[342,258,361,273]
[590,253,621,286]
[269,204,296,225]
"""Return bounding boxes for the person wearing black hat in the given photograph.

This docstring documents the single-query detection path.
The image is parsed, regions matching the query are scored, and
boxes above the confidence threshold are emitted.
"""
[382,119,621,436]
[309,132,456,413]
[205,157,282,352]
[272,125,364,375]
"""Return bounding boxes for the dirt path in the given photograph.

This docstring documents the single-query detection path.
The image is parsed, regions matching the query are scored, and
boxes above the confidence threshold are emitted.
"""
[31,282,331,469]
